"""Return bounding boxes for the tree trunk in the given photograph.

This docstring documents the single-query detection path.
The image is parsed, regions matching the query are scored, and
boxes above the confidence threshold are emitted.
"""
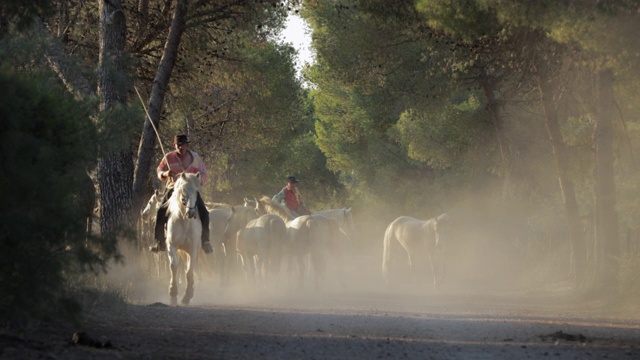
[480,73,513,198]
[98,0,134,236]
[534,69,586,286]
[593,68,619,291]
[132,0,189,213]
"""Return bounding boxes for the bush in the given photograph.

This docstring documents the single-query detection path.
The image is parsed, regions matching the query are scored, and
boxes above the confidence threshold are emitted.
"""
[0,67,112,324]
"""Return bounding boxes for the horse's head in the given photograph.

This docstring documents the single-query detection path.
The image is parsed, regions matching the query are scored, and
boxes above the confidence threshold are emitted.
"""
[344,208,355,234]
[171,172,201,219]
[243,197,257,209]
[433,213,450,249]
[141,189,160,218]
[223,205,258,240]
[255,196,268,215]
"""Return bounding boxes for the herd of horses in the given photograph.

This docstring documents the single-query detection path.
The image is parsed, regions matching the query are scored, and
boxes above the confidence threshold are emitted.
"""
[140,173,449,306]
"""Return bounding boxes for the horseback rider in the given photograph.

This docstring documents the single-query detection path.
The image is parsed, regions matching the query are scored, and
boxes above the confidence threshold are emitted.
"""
[272,175,310,217]
[149,134,213,254]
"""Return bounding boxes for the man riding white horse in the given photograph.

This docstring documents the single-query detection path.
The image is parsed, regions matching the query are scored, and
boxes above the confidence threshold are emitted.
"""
[149,134,213,254]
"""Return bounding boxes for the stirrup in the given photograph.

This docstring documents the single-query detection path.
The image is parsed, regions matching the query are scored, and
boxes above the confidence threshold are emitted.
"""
[202,241,213,254]
[149,241,166,253]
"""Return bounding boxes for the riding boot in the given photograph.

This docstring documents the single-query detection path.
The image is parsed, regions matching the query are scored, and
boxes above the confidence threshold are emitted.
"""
[197,192,213,254]
[149,203,168,252]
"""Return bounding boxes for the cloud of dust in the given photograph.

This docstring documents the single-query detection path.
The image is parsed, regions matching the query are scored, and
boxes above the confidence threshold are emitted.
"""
[94,199,626,320]
[97,112,638,318]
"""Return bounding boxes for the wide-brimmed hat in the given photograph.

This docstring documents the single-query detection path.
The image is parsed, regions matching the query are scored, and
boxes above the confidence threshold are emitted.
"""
[174,134,190,145]
[287,175,299,183]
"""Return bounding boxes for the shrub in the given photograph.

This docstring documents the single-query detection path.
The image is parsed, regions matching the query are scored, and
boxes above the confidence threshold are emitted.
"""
[0,67,114,324]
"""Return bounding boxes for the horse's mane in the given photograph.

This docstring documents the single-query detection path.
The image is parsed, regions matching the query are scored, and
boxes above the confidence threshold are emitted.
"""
[257,195,294,222]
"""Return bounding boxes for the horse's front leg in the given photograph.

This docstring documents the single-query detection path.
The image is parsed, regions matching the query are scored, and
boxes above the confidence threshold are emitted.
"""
[406,253,419,284]
[431,250,446,288]
[428,254,437,287]
[252,254,261,283]
[310,252,325,291]
[236,253,249,282]
[217,242,227,287]
[182,253,195,305]
[168,249,179,306]
[296,254,306,289]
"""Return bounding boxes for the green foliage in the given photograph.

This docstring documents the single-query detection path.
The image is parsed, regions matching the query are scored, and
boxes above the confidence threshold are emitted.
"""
[97,103,144,155]
[164,17,341,206]
[0,67,110,323]
[391,95,482,169]
[305,0,505,216]
[304,1,640,287]
[417,0,502,42]
[0,0,54,33]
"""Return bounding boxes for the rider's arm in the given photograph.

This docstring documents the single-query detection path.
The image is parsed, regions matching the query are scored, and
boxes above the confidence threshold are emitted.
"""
[272,188,285,204]
[157,156,170,182]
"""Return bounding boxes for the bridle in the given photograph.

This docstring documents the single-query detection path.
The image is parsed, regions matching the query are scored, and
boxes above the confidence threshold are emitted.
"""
[178,187,198,219]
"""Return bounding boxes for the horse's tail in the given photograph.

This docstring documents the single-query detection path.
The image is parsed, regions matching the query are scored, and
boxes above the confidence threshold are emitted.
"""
[382,221,395,284]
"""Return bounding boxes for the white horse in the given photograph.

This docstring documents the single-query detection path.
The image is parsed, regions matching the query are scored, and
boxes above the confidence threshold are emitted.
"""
[255,196,343,289]
[246,198,354,238]
[313,208,354,240]
[141,189,161,243]
[237,214,287,283]
[222,205,260,281]
[139,189,169,281]
[165,173,202,306]
[382,213,450,287]
[142,189,161,218]
[208,205,235,286]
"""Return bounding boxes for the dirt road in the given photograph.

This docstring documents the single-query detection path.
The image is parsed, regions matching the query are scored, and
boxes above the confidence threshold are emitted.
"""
[4,283,640,360]
[4,242,640,359]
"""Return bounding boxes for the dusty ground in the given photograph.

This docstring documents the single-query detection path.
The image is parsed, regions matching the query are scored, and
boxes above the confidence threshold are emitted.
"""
[4,233,640,360]
[3,255,640,360]
[2,289,640,359]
